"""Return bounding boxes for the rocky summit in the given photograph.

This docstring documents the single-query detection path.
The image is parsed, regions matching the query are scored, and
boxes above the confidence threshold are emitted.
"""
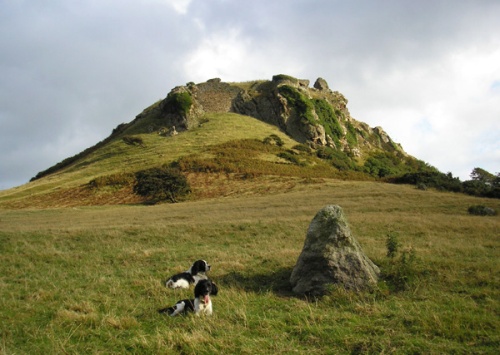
[18,74,430,209]
[134,74,406,161]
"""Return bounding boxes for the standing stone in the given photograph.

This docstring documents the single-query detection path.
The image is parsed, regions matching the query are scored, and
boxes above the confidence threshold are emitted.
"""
[290,205,379,295]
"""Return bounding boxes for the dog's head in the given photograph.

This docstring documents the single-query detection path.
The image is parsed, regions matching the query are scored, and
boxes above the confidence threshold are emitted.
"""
[194,279,218,304]
[189,259,211,275]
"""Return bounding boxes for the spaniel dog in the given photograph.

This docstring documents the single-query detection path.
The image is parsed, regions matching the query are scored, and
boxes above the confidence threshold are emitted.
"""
[159,279,218,316]
[165,260,211,289]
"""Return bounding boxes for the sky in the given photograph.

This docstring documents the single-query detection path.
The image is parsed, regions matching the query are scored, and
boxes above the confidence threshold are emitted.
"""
[1,0,499,190]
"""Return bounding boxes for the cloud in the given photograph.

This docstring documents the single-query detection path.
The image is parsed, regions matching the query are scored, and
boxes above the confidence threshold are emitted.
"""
[183,28,304,82]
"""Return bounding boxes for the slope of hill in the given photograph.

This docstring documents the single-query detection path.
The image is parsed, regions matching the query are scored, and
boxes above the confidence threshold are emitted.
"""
[0,75,431,208]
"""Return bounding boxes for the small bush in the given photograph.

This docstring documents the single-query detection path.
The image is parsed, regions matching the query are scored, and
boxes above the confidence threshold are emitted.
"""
[386,232,399,259]
[468,205,497,216]
[392,170,463,192]
[292,144,312,153]
[263,134,284,147]
[122,136,144,146]
[316,146,356,171]
[277,151,306,166]
[164,91,193,116]
[134,166,190,203]
[382,233,419,292]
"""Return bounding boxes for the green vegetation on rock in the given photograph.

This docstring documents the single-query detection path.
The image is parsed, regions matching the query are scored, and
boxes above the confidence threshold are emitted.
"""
[277,85,316,125]
[312,98,343,145]
[164,91,193,116]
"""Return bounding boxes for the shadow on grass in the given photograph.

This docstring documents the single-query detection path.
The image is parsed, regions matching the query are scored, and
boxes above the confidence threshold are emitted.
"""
[218,267,297,298]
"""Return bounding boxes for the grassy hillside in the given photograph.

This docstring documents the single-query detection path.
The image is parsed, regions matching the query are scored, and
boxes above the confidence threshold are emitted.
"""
[2,75,446,209]
[1,181,499,353]
[0,112,302,208]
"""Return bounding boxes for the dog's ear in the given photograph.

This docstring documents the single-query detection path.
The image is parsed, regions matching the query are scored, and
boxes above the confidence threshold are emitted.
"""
[190,260,201,275]
[210,281,218,296]
[193,280,203,298]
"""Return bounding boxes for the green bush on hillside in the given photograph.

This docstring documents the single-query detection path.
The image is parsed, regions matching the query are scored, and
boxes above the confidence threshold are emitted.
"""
[381,233,420,292]
[363,152,402,178]
[316,146,357,171]
[164,91,193,116]
[463,168,500,198]
[122,135,145,147]
[277,151,306,166]
[467,205,497,216]
[392,170,463,192]
[133,166,190,203]
[263,134,284,147]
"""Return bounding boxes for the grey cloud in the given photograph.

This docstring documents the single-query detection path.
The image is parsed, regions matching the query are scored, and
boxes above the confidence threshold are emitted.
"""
[1,0,499,189]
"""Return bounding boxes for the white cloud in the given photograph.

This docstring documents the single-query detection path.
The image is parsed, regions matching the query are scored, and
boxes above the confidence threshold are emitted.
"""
[183,28,303,83]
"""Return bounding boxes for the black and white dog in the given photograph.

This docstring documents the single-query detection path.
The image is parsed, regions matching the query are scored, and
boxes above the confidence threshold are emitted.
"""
[165,260,211,289]
[159,279,218,316]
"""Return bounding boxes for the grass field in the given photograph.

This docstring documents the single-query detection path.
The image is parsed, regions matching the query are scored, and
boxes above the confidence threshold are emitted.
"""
[1,180,499,354]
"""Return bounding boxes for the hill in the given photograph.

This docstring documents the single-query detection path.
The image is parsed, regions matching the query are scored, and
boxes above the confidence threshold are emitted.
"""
[1,74,435,208]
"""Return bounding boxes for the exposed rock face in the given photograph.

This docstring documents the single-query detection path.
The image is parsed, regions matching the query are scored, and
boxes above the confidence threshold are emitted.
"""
[313,77,329,91]
[290,205,380,295]
[148,74,407,158]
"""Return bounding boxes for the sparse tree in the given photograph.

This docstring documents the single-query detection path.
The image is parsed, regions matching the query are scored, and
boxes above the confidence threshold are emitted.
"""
[134,166,190,203]
[470,167,495,184]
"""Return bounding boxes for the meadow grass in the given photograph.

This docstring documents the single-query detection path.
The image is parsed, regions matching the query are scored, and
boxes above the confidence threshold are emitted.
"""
[1,181,499,353]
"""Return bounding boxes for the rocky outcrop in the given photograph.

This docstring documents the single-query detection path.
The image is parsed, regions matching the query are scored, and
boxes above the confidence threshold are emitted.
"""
[290,205,380,295]
[149,74,406,158]
[313,77,329,91]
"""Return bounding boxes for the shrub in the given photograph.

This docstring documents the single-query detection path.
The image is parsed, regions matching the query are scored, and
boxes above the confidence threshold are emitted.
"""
[292,144,312,153]
[386,233,399,259]
[263,134,284,147]
[381,233,419,292]
[316,146,356,171]
[122,136,144,146]
[391,171,463,192]
[277,151,306,166]
[467,205,497,216]
[133,166,190,203]
[363,152,402,178]
[463,168,500,198]
[164,91,193,116]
